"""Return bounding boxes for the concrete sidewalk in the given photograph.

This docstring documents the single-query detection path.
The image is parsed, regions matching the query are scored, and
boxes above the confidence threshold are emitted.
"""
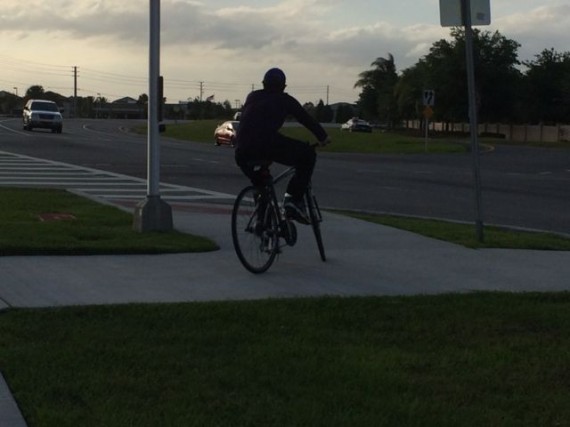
[1,201,570,427]
[1,202,569,309]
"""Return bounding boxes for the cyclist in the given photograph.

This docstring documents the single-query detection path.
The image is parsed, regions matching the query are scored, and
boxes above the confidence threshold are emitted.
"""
[234,67,331,223]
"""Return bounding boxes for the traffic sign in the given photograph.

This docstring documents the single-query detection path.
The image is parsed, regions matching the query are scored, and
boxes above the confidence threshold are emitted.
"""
[423,106,434,119]
[439,0,491,27]
[423,90,435,106]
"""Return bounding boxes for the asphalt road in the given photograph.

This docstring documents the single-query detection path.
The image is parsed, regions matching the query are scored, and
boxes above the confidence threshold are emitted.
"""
[0,117,569,234]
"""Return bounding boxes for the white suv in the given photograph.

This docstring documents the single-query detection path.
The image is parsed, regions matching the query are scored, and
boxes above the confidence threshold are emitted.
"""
[23,99,63,133]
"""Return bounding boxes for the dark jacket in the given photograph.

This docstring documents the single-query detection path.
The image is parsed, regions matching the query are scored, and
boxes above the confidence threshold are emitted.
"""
[235,89,327,151]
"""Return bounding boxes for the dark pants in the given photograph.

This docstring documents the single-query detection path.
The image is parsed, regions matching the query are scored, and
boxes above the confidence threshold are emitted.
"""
[235,133,316,199]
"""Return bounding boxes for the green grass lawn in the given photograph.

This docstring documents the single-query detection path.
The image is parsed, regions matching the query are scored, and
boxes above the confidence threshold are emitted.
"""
[0,293,568,426]
[2,187,570,254]
[154,120,467,154]
[0,187,217,255]
[138,120,570,151]
[342,212,570,250]
[1,154,569,425]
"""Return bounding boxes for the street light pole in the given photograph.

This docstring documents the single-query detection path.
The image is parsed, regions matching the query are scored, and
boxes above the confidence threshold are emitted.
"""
[133,0,173,232]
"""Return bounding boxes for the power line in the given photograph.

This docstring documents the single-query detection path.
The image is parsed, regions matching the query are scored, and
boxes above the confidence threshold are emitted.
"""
[0,54,356,103]
[81,67,148,85]
[0,54,70,73]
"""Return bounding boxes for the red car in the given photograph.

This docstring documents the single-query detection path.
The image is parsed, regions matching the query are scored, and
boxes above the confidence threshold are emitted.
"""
[214,121,239,146]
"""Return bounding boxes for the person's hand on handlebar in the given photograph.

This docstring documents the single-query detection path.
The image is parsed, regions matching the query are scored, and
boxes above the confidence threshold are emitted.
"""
[319,136,332,147]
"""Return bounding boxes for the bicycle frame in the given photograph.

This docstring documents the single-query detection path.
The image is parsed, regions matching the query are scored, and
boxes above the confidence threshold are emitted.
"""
[232,148,326,273]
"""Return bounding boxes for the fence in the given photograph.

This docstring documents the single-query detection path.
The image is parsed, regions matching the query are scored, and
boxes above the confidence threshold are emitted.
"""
[404,120,570,143]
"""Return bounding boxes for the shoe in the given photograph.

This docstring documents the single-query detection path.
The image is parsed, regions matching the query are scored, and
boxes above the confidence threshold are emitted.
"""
[284,193,310,225]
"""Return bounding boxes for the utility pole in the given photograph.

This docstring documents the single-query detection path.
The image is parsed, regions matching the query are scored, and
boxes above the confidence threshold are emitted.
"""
[73,66,78,118]
[199,81,204,101]
[326,85,330,105]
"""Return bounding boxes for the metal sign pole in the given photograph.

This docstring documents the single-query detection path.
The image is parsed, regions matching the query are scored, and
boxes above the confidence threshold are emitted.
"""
[461,0,485,242]
[422,90,434,152]
[425,117,429,152]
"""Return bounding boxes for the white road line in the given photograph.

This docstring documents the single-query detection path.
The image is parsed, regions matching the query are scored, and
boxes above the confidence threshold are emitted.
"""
[0,172,107,176]
[0,149,235,201]
[0,122,30,137]
[0,181,145,186]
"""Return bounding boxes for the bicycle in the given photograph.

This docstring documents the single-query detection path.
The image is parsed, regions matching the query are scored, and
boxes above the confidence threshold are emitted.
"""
[231,150,326,274]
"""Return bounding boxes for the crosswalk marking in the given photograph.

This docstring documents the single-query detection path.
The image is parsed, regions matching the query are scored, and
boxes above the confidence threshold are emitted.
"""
[0,150,235,203]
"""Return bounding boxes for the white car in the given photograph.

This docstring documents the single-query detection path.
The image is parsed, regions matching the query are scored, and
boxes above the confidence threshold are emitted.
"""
[340,118,372,133]
[23,99,63,133]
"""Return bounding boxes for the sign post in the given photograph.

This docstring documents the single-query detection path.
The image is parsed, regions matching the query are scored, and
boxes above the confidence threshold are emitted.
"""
[422,90,435,152]
[440,0,489,242]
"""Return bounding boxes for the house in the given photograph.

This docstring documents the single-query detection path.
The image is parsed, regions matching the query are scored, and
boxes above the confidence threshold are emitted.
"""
[113,97,138,104]
[95,96,145,119]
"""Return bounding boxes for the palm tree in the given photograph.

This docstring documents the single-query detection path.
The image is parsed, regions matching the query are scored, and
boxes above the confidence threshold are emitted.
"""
[354,54,398,126]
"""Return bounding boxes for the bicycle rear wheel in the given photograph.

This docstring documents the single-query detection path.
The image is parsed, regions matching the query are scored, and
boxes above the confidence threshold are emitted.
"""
[306,190,326,262]
[232,186,279,273]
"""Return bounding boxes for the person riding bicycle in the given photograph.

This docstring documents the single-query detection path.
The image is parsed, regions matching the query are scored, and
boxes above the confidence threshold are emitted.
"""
[235,67,331,224]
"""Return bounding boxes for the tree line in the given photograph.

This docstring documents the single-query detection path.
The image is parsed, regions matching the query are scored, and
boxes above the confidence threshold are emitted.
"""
[0,84,357,123]
[355,28,570,127]
[7,27,567,127]
[0,85,237,120]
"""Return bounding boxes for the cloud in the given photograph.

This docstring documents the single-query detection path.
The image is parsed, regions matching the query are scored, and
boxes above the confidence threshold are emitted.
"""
[0,0,439,69]
[1,1,568,65]
[0,0,145,41]
[1,0,568,103]
[493,5,570,60]
[162,1,447,73]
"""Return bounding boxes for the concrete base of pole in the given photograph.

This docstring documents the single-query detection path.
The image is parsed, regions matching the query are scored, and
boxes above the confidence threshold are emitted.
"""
[133,196,173,232]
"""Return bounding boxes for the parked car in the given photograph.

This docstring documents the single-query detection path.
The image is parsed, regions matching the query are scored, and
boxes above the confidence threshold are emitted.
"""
[22,99,63,133]
[340,118,372,133]
[214,121,239,146]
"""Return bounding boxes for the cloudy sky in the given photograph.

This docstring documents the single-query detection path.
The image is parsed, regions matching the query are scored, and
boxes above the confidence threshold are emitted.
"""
[0,0,568,105]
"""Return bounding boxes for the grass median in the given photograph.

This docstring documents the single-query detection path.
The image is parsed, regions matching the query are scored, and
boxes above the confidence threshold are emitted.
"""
[0,293,568,426]
[152,120,468,154]
[340,211,570,250]
[2,187,570,255]
[0,187,217,255]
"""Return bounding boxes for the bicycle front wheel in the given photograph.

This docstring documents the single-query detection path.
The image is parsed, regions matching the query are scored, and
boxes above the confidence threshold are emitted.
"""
[306,191,326,262]
[232,186,279,274]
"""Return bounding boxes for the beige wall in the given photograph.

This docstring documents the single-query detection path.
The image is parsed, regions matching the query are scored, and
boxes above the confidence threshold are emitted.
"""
[406,121,570,143]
